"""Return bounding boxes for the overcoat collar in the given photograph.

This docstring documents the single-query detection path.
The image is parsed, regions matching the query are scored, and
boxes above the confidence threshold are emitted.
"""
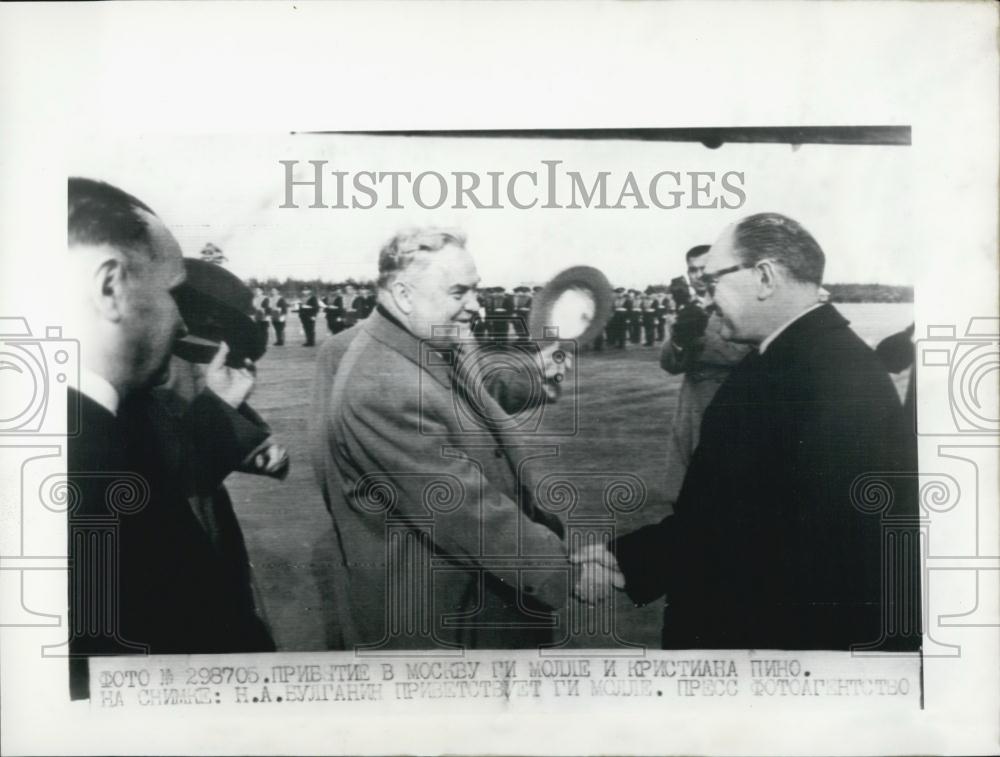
[362,308,456,392]
[760,303,850,366]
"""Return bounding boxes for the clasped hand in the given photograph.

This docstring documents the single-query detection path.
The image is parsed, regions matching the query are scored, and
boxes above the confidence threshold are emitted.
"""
[569,543,625,605]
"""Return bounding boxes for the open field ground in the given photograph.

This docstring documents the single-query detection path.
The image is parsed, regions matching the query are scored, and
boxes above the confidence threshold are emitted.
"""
[227,303,914,651]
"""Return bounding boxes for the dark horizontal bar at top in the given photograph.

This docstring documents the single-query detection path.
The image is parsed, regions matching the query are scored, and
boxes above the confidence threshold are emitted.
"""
[297,126,911,147]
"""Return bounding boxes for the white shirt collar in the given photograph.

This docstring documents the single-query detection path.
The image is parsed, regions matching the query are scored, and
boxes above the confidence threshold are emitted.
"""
[73,367,120,416]
[759,303,825,354]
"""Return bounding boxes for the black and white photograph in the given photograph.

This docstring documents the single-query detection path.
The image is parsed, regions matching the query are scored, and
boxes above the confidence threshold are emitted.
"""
[1,2,997,755]
[64,130,922,661]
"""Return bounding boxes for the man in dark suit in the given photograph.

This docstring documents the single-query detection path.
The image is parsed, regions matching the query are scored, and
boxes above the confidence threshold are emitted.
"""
[625,289,640,344]
[269,287,288,345]
[66,178,272,698]
[608,287,628,348]
[323,288,346,334]
[484,286,514,340]
[574,213,920,651]
[639,288,658,346]
[350,285,374,322]
[252,287,270,347]
[298,287,320,345]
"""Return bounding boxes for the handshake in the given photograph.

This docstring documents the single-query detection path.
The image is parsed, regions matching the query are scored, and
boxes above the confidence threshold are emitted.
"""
[569,542,626,605]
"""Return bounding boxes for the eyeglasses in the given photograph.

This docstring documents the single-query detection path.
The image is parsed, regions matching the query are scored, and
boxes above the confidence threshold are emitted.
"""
[698,263,754,295]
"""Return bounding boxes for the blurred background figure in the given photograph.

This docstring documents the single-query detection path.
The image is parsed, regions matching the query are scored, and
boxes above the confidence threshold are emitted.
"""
[513,285,533,337]
[484,285,514,340]
[353,284,375,321]
[164,257,296,647]
[660,245,751,511]
[324,286,346,334]
[146,349,288,651]
[608,287,628,348]
[640,287,658,347]
[626,289,641,344]
[198,241,228,265]
[269,287,288,345]
[252,286,271,347]
[656,289,674,342]
[298,287,319,346]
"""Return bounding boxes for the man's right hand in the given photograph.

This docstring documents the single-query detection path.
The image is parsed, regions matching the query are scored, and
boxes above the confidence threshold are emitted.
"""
[670,303,710,350]
[205,342,255,408]
[569,543,625,605]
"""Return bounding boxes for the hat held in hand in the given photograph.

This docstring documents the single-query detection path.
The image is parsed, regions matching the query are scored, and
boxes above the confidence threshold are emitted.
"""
[173,258,267,367]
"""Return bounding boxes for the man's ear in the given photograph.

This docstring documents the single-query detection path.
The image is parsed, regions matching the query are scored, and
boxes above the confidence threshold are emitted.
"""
[389,279,413,315]
[91,254,128,322]
[755,260,779,300]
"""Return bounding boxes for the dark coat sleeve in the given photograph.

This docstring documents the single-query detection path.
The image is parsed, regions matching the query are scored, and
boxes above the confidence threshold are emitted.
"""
[146,388,271,495]
[183,391,271,493]
[610,516,677,605]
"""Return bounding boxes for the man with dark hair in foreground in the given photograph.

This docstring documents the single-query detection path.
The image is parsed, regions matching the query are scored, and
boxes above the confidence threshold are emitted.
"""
[575,213,920,651]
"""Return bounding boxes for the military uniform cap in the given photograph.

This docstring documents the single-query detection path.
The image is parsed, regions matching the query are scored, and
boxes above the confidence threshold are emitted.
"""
[173,258,267,367]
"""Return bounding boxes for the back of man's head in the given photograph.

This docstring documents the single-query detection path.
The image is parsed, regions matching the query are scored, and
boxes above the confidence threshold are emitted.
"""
[685,244,711,263]
[377,228,467,289]
[68,178,159,270]
[732,212,825,285]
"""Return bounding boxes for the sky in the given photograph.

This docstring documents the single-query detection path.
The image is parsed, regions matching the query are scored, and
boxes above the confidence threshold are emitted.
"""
[69,132,915,289]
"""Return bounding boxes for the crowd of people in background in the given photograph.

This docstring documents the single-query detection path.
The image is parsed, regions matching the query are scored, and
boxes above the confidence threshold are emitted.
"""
[252,285,376,347]
[251,276,823,352]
